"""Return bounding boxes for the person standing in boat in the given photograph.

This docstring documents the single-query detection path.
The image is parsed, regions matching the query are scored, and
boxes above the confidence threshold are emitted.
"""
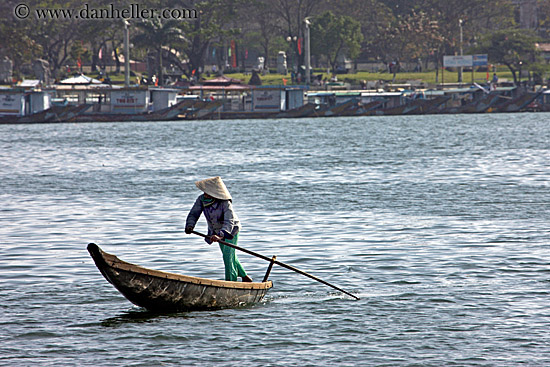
[185,177,253,282]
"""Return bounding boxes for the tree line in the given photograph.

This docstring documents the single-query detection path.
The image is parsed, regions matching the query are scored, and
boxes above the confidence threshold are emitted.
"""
[1,0,549,84]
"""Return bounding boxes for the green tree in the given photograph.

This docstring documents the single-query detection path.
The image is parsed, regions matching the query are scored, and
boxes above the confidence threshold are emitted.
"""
[537,0,550,40]
[176,0,243,77]
[412,0,515,82]
[0,0,124,79]
[333,0,394,64]
[235,0,282,69]
[24,0,84,78]
[310,11,363,73]
[133,18,185,85]
[271,0,320,70]
[475,28,541,83]
[376,10,443,68]
[0,1,42,79]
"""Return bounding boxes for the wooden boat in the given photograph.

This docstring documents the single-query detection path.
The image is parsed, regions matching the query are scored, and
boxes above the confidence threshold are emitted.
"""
[438,92,501,114]
[277,103,319,118]
[199,102,323,120]
[71,99,223,122]
[87,243,273,312]
[317,99,360,117]
[408,96,451,115]
[0,103,90,124]
[367,95,450,116]
[355,100,387,116]
[491,90,543,113]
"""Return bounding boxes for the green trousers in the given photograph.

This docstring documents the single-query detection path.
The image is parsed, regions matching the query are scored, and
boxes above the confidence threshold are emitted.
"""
[218,233,247,281]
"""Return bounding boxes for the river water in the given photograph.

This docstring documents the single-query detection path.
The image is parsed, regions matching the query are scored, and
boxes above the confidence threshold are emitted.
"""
[1,113,549,366]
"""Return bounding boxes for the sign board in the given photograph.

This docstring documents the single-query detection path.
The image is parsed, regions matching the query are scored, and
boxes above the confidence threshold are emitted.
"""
[253,89,281,112]
[443,55,472,68]
[111,90,148,114]
[444,54,488,67]
[0,93,24,116]
[472,54,488,66]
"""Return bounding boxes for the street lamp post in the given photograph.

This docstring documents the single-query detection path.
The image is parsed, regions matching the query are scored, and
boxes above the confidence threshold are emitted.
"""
[286,35,297,80]
[304,18,311,85]
[458,19,463,83]
[124,20,130,88]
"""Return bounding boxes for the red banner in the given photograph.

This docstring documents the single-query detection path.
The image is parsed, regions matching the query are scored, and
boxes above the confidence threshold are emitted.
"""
[231,40,237,68]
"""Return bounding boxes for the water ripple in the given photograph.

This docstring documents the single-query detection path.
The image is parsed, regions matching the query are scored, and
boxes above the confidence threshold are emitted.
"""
[1,114,550,365]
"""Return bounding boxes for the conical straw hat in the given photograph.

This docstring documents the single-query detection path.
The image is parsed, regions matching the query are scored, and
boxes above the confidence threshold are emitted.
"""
[195,176,232,200]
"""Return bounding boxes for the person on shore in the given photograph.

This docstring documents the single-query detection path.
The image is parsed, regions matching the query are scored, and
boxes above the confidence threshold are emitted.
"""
[185,177,253,282]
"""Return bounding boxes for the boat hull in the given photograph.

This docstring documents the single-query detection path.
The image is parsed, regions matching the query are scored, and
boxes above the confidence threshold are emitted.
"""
[88,243,272,312]
[0,104,90,124]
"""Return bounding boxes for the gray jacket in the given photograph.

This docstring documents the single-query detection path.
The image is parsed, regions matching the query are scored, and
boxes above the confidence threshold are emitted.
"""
[186,195,241,243]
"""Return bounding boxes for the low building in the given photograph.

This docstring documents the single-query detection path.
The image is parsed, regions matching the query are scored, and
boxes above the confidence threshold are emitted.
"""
[0,88,51,117]
[187,76,306,114]
[52,85,180,114]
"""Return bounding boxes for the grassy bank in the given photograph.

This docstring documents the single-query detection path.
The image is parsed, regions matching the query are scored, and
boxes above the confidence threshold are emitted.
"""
[224,69,515,87]
[14,68,512,88]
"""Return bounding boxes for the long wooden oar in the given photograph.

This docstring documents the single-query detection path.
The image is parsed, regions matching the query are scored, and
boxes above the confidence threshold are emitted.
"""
[191,230,360,300]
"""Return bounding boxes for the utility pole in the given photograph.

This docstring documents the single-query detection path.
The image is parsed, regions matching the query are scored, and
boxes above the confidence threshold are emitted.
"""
[124,20,130,88]
[458,19,463,84]
[304,18,311,85]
